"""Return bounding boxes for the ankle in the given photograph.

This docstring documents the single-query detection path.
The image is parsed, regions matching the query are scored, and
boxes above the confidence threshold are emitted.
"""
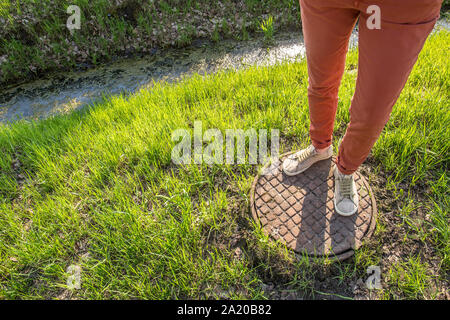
[335,166,352,178]
[314,145,330,154]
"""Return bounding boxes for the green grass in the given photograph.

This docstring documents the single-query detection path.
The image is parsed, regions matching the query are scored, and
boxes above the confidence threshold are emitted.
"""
[0,30,448,300]
[387,256,436,299]
[0,0,302,88]
[260,15,275,45]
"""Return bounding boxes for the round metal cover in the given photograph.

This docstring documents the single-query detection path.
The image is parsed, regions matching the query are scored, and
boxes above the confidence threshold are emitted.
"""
[250,154,377,261]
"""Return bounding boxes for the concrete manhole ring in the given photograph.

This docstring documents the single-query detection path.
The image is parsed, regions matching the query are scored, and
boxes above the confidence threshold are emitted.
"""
[250,153,377,261]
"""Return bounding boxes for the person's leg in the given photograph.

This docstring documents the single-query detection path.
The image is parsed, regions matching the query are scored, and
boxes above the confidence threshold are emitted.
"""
[300,0,360,151]
[283,0,359,176]
[336,0,442,174]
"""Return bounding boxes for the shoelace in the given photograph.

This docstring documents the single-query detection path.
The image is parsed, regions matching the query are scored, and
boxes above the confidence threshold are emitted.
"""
[295,145,314,162]
[337,176,353,199]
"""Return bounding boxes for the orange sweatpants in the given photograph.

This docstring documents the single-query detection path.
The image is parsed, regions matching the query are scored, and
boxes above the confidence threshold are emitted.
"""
[300,0,442,174]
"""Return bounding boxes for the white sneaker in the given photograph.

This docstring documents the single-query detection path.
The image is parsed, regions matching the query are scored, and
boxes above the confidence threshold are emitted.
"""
[282,144,333,176]
[333,165,359,216]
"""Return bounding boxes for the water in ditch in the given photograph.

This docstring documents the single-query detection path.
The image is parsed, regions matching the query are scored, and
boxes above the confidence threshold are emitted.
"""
[1,19,447,123]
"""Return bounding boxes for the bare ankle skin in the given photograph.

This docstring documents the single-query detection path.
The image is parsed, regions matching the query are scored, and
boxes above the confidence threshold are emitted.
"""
[314,145,330,154]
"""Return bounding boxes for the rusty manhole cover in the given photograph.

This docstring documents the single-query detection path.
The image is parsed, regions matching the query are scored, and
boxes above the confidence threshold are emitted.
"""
[250,154,377,261]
